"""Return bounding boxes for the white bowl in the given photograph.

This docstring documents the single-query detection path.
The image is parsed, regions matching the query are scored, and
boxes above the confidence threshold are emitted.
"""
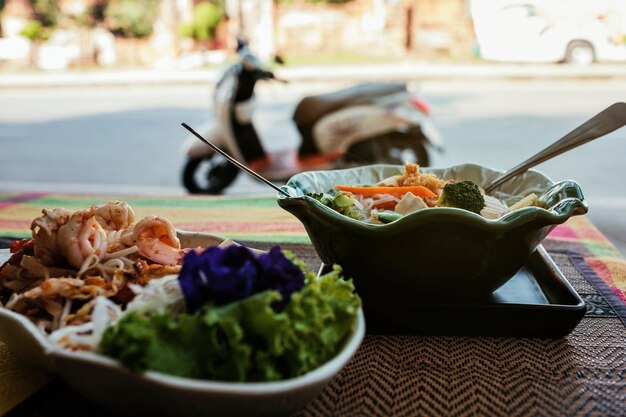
[0,232,365,417]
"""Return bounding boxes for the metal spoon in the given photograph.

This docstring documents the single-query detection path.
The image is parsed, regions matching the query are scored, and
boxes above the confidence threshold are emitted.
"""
[181,123,291,197]
[483,102,626,194]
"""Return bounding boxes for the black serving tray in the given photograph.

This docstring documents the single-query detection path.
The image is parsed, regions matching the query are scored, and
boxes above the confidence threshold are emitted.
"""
[320,245,586,338]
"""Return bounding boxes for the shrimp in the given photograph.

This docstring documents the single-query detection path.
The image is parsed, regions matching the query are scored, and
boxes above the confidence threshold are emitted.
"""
[31,207,72,266]
[57,208,108,270]
[94,201,135,232]
[133,215,182,265]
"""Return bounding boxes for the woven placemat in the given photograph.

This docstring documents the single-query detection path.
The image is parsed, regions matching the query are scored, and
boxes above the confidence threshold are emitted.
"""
[4,242,626,417]
[281,242,626,417]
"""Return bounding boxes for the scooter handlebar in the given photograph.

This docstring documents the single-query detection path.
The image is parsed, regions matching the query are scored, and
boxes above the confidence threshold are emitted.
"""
[260,70,289,84]
[260,70,275,79]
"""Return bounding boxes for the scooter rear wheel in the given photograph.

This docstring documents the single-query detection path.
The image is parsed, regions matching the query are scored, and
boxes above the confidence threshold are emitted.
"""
[182,154,239,194]
[344,130,430,166]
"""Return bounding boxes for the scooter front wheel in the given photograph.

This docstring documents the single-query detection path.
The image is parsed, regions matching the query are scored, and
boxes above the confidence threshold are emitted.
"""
[182,154,239,194]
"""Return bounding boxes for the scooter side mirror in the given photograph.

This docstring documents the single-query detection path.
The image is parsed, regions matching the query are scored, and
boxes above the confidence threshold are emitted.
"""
[274,54,285,65]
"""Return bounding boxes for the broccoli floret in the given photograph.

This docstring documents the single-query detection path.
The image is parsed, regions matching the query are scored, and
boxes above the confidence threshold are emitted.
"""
[436,180,485,214]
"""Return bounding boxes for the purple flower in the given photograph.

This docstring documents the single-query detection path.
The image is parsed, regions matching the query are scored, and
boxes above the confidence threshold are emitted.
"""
[257,247,305,309]
[178,245,259,313]
[178,245,305,313]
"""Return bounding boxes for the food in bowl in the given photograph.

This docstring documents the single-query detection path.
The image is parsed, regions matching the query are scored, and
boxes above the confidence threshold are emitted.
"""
[0,201,362,384]
[0,201,184,336]
[309,163,538,223]
[277,163,588,298]
[97,245,361,382]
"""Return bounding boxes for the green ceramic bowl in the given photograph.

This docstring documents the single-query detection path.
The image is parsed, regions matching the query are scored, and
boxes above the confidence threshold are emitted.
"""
[277,163,588,298]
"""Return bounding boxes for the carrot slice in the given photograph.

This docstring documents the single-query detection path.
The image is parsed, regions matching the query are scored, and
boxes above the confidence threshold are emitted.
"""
[335,184,437,199]
[372,200,397,210]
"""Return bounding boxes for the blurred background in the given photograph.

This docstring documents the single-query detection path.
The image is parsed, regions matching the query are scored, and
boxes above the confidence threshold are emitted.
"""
[0,0,625,254]
[1,0,625,70]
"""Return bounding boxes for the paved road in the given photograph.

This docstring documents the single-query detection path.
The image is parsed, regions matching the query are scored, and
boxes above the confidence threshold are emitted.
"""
[0,79,625,255]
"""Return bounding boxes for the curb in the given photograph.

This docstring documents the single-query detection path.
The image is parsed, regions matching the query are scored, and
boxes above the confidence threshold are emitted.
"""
[278,63,626,82]
[1,63,625,88]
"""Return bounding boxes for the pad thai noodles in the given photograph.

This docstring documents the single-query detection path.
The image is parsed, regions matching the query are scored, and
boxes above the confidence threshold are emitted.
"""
[0,201,184,341]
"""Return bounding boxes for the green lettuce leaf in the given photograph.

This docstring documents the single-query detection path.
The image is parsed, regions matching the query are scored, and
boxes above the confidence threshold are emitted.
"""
[99,265,361,382]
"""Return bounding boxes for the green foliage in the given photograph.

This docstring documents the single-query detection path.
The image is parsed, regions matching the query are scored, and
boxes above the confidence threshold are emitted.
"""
[105,0,161,38]
[30,0,59,27]
[20,19,51,42]
[80,0,107,28]
[178,1,224,41]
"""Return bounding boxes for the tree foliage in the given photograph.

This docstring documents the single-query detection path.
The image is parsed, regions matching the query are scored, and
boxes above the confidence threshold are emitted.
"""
[29,0,59,27]
[178,1,224,41]
[105,0,161,38]
[21,19,50,41]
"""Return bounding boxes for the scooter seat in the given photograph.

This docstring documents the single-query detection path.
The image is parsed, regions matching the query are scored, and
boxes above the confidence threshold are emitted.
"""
[293,82,406,128]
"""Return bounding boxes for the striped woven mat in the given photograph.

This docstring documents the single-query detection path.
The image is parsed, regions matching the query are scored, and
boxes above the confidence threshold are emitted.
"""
[2,192,626,417]
[0,192,309,244]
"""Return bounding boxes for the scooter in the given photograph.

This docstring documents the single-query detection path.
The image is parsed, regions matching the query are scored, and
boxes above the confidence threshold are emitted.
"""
[181,39,443,194]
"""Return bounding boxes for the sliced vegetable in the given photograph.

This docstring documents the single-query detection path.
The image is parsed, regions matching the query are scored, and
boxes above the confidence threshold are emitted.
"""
[308,192,361,220]
[376,211,404,224]
[508,193,538,212]
[394,192,428,215]
[333,193,354,208]
[481,195,509,219]
[372,200,397,211]
[335,184,437,199]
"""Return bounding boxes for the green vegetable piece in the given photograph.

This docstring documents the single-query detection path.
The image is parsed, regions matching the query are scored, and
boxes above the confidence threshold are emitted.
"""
[377,211,404,224]
[436,180,485,214]
[284,265,361,376]
[308,191,360,220]
[308,192,333,206]
[98,264,361,383]
[333,193,354,208]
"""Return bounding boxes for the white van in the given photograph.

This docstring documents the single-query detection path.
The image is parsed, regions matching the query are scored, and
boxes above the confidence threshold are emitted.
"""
[471,0,626,65]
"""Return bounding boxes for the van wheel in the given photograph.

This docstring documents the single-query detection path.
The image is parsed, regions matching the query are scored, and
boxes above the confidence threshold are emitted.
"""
[565,41,595,66]
[182,154,239,194]
[344,130,430,166]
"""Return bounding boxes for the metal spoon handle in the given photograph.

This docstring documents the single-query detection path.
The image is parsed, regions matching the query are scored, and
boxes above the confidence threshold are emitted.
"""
[181,123,291,197]
[484,102,626,194]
